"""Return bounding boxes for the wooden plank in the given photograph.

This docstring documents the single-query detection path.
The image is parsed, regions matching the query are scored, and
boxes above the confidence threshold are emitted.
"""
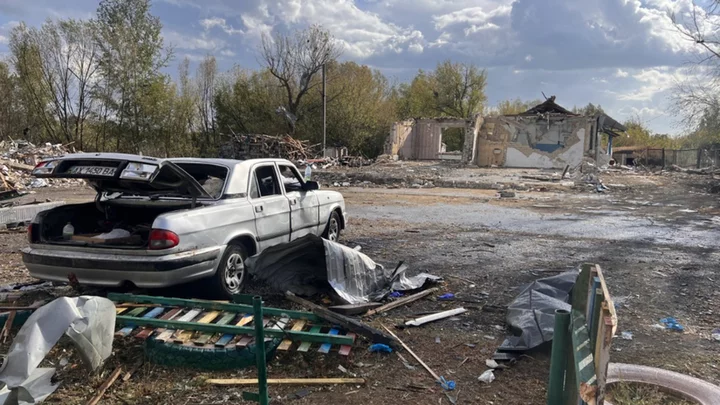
[1,311,16,343]
[136,308,182,340]
[237,319,269,348]
[115,314,354,345]
[318,328,339,354]
[86,366,123,405]
[595,309,613,405]
[594,265,617,335]
[154,309,200,342]
[108,293,318,321]
[215,314,253,347]
[297,326,322,352]
[129,307,165,339]
[338,332,356,356]
[116,306,129,315]
[286,292,398,348]
[174,311,212,343]
[278,320,306,351]
[364,288,439,317]
[206,378,365,386]
[572,264,593,314]
[115,307,148,337]
[194,312,234,346]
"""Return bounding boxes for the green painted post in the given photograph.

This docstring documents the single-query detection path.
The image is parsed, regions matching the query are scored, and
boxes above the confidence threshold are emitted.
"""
[547,309,570,405]
[253,296,269,405]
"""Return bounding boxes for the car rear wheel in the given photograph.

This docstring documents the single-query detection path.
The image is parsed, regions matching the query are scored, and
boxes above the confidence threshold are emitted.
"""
[322,211,341,242]
[207,244,248,299]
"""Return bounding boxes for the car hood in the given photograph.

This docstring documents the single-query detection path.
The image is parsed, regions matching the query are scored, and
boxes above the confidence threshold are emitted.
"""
[32,153,210,198]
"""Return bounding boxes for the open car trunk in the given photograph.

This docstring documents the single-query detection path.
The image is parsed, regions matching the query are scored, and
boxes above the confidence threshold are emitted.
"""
[34,199,197,249]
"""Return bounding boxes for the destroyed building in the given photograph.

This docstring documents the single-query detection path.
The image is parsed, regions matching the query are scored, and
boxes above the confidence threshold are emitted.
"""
[384,97,626,169]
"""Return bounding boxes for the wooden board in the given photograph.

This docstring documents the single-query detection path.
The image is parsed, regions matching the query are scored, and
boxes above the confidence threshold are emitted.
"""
[318,328,339,354]
[115,307,147,337]
[174,311,214,343]
[194,312,234,346]
[236,319,269,348]
[278,320,306,351]
[265,317,289,343]
[154,309,200,342]
[594,265,617,335]
[215,314,253,347]
[130,307,165,339]
[338,332,356,356]
[136,308,182,340]
[297,326,322,352]
[207,378,365,386]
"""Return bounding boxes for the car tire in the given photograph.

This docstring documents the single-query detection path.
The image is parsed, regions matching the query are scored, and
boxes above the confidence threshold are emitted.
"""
[207,244,248,299]
[322,211,341,242]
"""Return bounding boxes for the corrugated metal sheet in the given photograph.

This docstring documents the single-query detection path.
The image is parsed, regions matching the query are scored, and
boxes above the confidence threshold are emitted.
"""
[0,201,65,227]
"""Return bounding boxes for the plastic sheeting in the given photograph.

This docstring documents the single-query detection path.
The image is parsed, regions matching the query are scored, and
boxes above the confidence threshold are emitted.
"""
[498,271,578,352]
[246,234,440,304]
[0,296,116,405]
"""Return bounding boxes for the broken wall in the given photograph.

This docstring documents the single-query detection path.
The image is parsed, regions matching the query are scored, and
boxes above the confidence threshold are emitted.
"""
[476,116,594,169]
[385,118,468,161]
[384,120,414,158]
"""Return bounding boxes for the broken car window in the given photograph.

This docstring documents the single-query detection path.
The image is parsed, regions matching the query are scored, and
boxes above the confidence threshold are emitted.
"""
[174,163,228,199]
[279,165,304,192]
[253,165,282,198]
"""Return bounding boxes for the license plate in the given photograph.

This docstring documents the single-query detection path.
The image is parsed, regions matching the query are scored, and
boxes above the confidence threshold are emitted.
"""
[68,166,117,176]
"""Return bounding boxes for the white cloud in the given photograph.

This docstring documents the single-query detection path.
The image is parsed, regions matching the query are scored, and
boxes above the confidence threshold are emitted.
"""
[525,54,533,62]
[0,35,7,45]
[615,69,629,78]
[164,30,226,51]
[617,67,690,101]
[220,49,236,57]
[200,17,244,35]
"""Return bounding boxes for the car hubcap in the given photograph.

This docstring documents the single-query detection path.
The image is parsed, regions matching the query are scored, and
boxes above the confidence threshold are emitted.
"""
[328,218,339,241]
[224,253,244,293]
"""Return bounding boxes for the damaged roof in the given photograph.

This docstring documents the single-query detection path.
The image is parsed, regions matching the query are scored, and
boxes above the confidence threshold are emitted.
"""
[520,96,578,116]
[596,113,627,136]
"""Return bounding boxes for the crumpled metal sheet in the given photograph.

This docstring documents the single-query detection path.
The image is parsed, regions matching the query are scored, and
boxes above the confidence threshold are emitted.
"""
[0,296,116,405]
[498,271,578,352]
[246,234,440,304]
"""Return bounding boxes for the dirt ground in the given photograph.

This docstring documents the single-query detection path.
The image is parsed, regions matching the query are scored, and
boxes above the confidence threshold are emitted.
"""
[0,164,718,404]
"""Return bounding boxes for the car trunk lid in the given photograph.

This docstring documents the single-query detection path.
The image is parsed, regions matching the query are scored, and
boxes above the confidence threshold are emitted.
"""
[32,153,211,199]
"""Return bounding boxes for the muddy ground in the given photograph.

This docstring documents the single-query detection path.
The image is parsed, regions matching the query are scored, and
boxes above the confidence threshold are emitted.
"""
[0,165,718,404]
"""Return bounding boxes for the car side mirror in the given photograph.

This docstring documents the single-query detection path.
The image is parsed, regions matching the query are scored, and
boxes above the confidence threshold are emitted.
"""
[303,181,320,191]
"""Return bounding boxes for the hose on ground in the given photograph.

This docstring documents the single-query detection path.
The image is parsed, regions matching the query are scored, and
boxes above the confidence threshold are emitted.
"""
[605,362,720,405]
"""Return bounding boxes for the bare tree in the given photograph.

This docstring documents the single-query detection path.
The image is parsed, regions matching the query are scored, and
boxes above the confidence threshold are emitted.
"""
[196,55,217,146]
[260,25,342,133]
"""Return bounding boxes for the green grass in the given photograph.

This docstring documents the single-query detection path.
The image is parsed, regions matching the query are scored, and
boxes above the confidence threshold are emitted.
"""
[607,383,695,405]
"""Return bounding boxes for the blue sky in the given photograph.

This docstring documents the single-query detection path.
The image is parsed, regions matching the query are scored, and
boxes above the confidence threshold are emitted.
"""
[0,0,713,135]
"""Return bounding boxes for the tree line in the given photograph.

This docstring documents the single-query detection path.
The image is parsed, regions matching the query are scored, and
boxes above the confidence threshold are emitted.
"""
[0,0,490,158]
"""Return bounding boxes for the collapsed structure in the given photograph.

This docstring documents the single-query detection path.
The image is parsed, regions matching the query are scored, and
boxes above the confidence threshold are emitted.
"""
[384,97,626,169]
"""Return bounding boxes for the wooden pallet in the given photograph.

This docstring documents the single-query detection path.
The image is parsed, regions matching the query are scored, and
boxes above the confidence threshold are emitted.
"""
[111,296,356,356]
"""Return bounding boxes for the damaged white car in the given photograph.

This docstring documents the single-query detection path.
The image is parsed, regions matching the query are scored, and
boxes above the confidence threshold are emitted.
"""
[22,153,347,298]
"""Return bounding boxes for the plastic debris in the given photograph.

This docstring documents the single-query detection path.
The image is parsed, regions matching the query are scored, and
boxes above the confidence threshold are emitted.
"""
[439,376,455,391]
[389,291,404,298]
[369,344,393,353]
[435,337,441,344]
[711,329,720,342]
[660,317,684,332]
[621,331,633,340]
[478,369,495,384]
[485,359,499,369]
[438,293,455,300]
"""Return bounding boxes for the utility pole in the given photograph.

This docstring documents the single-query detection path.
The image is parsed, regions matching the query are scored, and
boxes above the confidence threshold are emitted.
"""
[322,63,327,158]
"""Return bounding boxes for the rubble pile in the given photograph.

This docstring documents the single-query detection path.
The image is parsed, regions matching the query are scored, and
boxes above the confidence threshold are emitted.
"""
[219,133,319,162]
[0,140,85,191]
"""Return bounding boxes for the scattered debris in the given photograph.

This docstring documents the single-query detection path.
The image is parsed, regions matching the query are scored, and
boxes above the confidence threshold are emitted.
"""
[711,329,720,342]
[220,133,318,162]
[328,303,382,316]
[485,359,499,369]
[0,296,115,404]
[396,353,416,370]
[365,288,439,317]
[382,325,455,390]
[660,317,684,332]
[286,292,399,348]
[478,370,495,384]
[621,331,633,341]
[404,308,468,327]
[498,191,515,198]
[438,293,455,300]
[369,344,393,354]
[289,388,311,400]
[86,366,123,405]
[206,378,366,386]
[0,140,84,191]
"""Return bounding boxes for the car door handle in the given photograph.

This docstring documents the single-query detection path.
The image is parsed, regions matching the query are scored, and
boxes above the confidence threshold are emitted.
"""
[255,205,264,213]
[290,199,297,206]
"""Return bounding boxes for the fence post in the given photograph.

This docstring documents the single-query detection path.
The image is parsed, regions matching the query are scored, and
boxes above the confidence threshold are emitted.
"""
[547,309,570,405]
[697,148,702,168]
[662,148,666,169]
